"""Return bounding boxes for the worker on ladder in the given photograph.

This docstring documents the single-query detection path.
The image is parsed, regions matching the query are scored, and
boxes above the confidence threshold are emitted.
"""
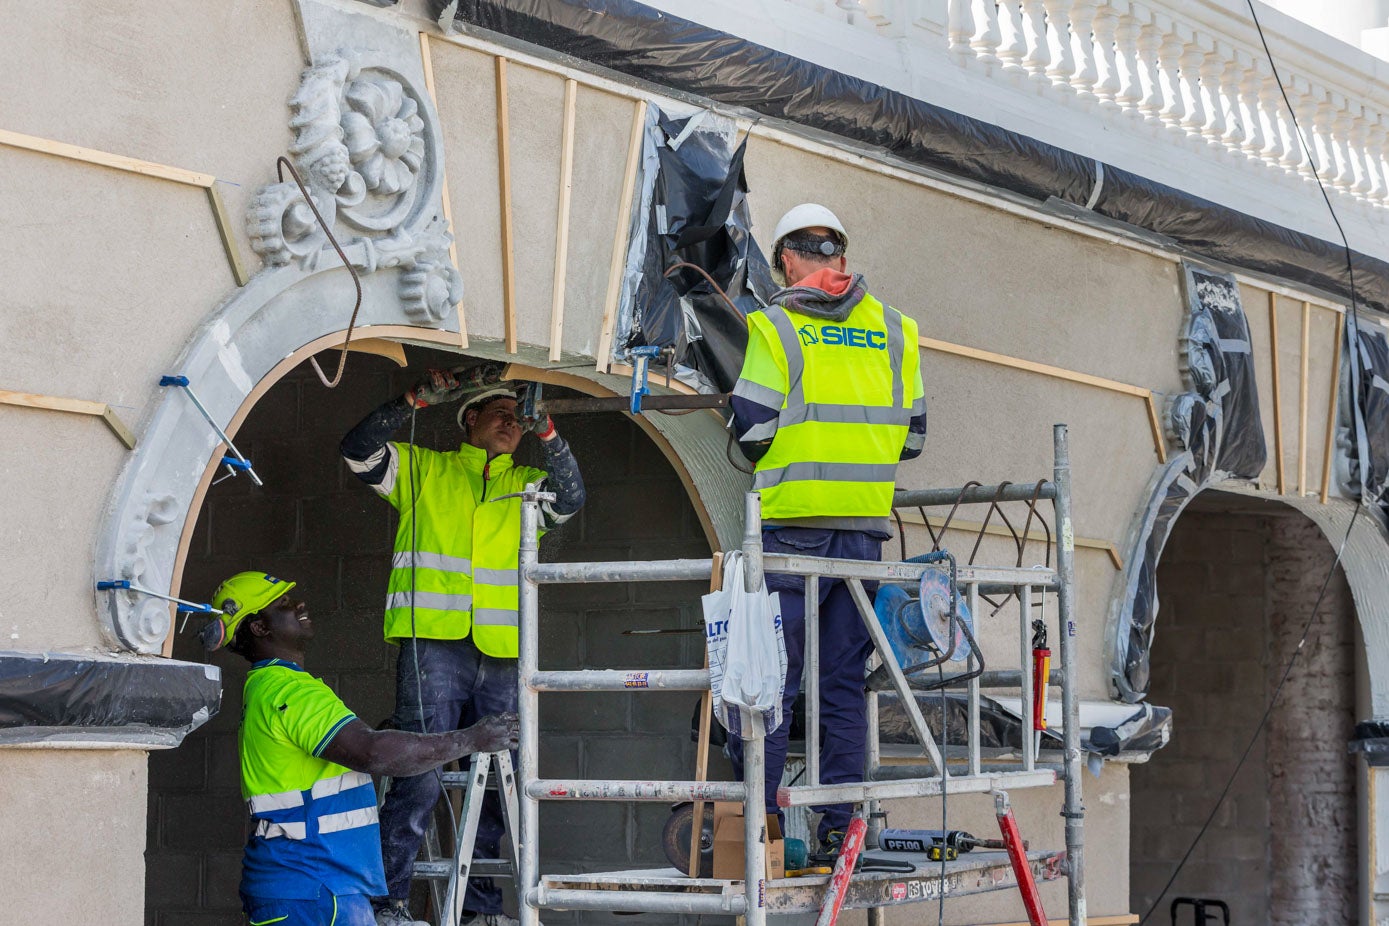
[204,570,520,926]
[728,204,927,855]
[341,369,586,926]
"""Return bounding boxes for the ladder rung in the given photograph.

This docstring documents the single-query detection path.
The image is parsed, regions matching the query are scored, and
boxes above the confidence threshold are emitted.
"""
[528,779,747,802]
[413,859,514,880]
[531,888,747,916]
[529,669,710,692]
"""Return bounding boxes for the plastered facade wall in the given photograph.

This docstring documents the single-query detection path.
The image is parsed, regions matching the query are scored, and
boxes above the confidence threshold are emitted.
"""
[149,349,716,925]
[0,749,149,921]
[0,1,1378,923]
[1130,506,1356,921]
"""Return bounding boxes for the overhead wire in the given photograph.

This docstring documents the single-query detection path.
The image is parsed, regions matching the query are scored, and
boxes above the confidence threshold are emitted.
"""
[1139,2,1372,919]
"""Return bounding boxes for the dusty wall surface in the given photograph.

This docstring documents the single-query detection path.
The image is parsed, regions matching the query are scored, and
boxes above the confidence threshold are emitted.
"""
[148,349,715,925]
[1129,506,1356,921]
[0,749,148,920]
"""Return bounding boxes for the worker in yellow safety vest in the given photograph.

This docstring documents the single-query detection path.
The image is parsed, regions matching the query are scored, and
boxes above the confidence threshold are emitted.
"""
[341,367,585,926]
[203,570,518,926]
[728,203,927,856]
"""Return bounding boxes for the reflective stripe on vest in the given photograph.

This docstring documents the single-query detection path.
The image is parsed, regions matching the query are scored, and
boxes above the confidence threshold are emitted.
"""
[248,771,376,841]
[743,294,917,521]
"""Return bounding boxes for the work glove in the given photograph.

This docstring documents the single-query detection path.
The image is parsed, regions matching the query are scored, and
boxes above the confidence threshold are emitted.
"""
[405,369,472,408]
[530,414,558,442]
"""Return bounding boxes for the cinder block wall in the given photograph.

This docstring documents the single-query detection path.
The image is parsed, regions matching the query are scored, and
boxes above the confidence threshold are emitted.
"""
[147,349,717,925]
[1129,507,1356,922]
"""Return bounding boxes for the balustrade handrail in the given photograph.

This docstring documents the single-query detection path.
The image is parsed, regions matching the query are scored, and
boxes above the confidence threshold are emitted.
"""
[809,0,1389,210]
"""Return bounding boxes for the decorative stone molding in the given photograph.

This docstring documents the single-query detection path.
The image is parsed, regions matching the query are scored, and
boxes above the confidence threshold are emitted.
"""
[1107,263,1267,702]
[245,53,462,323]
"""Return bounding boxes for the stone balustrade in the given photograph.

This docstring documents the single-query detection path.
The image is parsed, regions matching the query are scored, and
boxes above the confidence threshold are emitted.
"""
[831,0,1389,210]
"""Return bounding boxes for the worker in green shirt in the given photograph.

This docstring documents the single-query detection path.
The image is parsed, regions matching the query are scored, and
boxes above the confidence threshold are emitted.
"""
[204,571,519,926]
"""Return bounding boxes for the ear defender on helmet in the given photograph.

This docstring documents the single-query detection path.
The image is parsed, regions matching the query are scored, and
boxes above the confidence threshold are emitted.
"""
[200,618,227,652]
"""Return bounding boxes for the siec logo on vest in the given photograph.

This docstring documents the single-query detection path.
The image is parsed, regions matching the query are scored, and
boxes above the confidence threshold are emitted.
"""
[797,323,887,350]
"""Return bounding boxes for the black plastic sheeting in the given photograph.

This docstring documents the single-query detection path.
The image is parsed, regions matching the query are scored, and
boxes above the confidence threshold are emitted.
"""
[625,110,774,392]
[435,0,1389,317]
[1110,264,1266,702]
[0,651,221,747]
[1343,316,1389,520]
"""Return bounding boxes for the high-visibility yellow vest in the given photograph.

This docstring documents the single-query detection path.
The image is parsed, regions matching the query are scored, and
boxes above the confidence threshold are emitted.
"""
[734,292,922,521]
[381,441,545,656]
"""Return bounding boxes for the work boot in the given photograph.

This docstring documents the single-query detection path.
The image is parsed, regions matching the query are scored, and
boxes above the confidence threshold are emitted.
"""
[373,900,428,926]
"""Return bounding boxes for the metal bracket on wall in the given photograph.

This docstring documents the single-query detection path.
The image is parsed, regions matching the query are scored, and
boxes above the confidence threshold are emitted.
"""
[159,375,263,486]
[0,389,136,449]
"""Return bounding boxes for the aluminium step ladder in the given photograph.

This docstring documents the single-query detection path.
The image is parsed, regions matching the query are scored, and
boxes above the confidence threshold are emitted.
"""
[379,750,521,926]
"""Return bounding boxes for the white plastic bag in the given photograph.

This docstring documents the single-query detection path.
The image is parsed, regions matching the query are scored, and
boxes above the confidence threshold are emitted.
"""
[703,551,787,737]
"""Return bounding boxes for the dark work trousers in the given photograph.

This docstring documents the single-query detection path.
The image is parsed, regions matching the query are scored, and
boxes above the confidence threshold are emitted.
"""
[378,637,517,914]
[728,527,880,842]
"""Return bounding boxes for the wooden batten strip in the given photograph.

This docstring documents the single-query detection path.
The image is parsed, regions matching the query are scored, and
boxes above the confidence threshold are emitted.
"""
[1321,312,1345,504]
[1299,300,1311,495]
[206,185,250,287]
[0,389,136,449]
[918,335,1164,461]
[549,79,578,362]
[596,100,647,373]
[418,33,469,348]
[1268,291,1287,494]
[1143,393,1168,465]
[0,127,214,187]
[495,56,519,354]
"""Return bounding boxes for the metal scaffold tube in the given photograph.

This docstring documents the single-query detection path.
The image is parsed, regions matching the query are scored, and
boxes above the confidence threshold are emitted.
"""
[517,485,546,926]
[1053,425,1086,926]
[893,483,1056,507]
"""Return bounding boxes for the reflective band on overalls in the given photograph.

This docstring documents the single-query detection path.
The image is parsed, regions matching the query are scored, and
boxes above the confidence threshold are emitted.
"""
[739,293,921,520]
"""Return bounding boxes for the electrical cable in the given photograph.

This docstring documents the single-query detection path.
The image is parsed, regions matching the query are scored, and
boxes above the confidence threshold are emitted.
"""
[275,157,362,389]
[1138,4,1372,918]
[406,403,462,907]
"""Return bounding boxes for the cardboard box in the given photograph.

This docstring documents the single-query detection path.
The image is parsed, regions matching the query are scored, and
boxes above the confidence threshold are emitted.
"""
[710,801,785,880]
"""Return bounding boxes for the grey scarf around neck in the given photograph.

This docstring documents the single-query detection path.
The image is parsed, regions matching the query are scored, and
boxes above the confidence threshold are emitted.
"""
[771,272,867,322]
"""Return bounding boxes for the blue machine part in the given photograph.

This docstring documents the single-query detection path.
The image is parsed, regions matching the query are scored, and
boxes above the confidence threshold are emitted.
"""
[872,570,973,671]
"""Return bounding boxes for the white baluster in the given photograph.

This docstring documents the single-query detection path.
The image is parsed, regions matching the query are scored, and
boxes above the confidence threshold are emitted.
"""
[1112,2,1144,113]
[1020,0,1052,81]
[1305,79,1332,179]
[1330,93,1358,192]
[1155,16,1187,129]
[1042,0,1077,89]
[1177,30,1208,137]
[1362,111,1387,200]
[997,0,1029,71]
[1218,43,1245,152]
[1198,40,1228,149]
[1069,0,1100,97]
[969,0,1002,64]
[1345,102,1372,198]
[1235,48,1265,159]
[948,0,978,57]
[1260,66,1292,168]
[1092,1,1123,109]
[1133,4,1165,123]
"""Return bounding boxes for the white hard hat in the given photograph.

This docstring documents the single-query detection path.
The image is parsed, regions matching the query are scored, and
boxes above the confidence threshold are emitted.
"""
[769,203,848,284]
[456,386,518,430]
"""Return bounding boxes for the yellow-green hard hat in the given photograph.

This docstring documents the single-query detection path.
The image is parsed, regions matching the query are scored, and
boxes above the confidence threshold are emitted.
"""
[201,572,296,651]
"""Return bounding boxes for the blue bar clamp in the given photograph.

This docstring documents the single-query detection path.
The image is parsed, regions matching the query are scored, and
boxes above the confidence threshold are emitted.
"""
[626,346,664,416]
[160,375,263,486]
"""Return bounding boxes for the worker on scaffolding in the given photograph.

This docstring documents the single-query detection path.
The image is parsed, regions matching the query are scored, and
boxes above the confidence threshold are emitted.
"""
[204,570,520,926]
[728,203,927,855]
[341,366,585,926]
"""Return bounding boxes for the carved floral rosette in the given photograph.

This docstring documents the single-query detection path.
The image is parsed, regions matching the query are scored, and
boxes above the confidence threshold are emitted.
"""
[245,53,462,325]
